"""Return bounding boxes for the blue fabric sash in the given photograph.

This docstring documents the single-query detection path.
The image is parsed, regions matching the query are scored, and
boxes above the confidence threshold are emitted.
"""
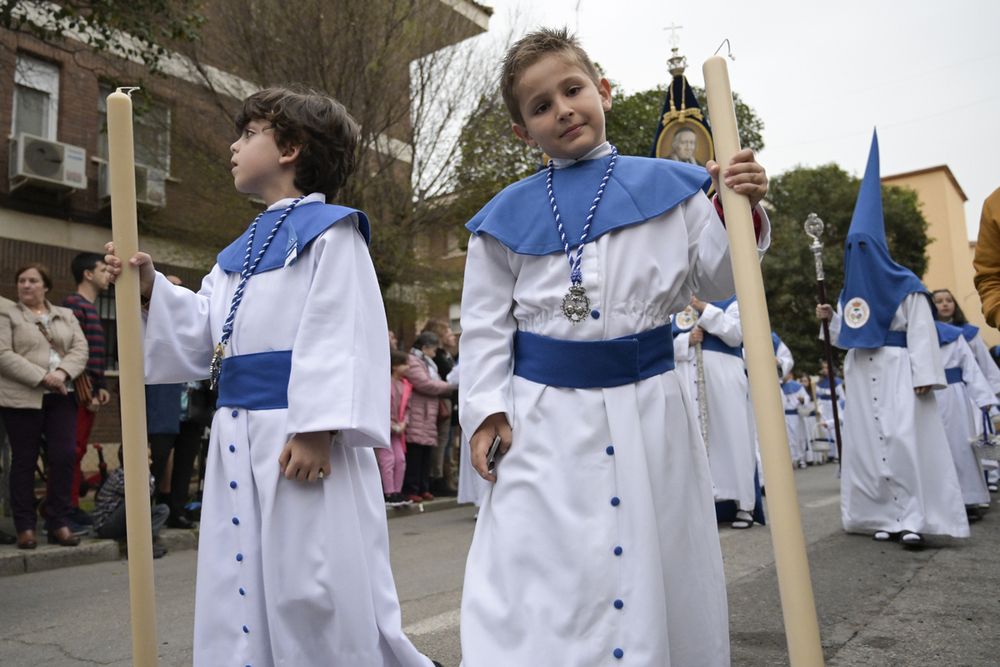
[701,334,743,358]
[945,367,963,384]
[217,350,292,410]
[883,330,907,347]
[784,409,798,415]
[513,324,674,389]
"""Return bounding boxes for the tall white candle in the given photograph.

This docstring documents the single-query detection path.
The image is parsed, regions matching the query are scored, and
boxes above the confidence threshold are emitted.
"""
[107,87,159,667]
[702,56,824,667]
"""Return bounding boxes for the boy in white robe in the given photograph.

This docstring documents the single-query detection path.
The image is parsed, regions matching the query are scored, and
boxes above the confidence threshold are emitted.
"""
[933,321,996,513]
[459,28,769,667]
[673,296,760,528]
[107,88,440,667]
[817,131,968,547]
[815,360,845,460]
[780,373,811,468]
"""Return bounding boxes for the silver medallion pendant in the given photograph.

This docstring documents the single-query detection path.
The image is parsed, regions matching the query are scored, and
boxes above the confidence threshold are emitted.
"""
[561,284,591,324]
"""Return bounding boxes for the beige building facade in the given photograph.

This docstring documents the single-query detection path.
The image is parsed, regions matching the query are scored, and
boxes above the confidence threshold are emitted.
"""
[882,166,999,348]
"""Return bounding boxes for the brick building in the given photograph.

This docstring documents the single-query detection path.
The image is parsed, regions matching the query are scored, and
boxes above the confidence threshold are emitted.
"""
[0,1,490,445]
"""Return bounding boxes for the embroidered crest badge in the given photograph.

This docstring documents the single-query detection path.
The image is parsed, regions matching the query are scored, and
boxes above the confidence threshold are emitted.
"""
[675,306,697,331]
[843,297,871,329]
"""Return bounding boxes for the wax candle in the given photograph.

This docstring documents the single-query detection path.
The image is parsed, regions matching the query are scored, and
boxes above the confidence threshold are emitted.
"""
[107,87,159,667]
[702,56,824,667]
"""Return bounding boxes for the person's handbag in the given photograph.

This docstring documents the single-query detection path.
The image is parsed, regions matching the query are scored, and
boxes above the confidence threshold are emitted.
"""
[31,316,92,405]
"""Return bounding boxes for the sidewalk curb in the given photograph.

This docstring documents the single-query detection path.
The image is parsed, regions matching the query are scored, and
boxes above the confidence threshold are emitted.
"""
[0,499,469,576]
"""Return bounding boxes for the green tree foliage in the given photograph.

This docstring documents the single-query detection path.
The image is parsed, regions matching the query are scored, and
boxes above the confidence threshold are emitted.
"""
[0,0,205,73]
[449,93,541,226]
[762,164,929,376]
[604,82,765,157]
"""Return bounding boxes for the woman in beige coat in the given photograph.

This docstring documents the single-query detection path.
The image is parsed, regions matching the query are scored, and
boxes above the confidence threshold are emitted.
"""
[0,263,88,549]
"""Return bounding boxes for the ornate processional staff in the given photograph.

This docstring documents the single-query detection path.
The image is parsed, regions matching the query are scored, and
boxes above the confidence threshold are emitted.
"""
[804,213,844,465]
[703,49,824,666]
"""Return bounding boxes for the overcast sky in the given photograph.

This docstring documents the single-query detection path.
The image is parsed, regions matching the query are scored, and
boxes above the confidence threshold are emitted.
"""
[476,0,1000,240]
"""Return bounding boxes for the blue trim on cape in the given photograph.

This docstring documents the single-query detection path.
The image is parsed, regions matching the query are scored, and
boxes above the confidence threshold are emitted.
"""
[962,323,980,342]
[216,350,292,410]
[466,155,711,255]
[217,203,369,274]
[935,321,964,346]
[513,324,675,389]
[837,131,929,349]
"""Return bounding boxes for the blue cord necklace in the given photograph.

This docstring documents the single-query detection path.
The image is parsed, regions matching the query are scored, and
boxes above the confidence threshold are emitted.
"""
[210,196,304,389]
[546,145,617,324]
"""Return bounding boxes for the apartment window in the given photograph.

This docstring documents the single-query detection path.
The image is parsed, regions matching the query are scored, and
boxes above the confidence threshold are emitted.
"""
[97,84,171,173]
[12,54,59,140]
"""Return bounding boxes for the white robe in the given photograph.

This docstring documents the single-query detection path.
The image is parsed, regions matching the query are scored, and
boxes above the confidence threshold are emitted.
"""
[780,384,811,466]
[673,300,757,509]
[935,336,995,505]
[458,144,770,667]
[815,378,845,458]
[143,203,432,667]
[826,293,969,537]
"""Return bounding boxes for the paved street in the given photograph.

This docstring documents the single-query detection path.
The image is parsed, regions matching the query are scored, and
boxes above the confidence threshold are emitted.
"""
[1,464,998,666]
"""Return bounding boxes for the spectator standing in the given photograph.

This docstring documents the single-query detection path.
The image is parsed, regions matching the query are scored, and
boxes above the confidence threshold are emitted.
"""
[0,263,88,548]
[973,186,1000,328]
[61,252,112,527]
[379,349,412,506]
[402,332,452,502]
[423,319,458,497]
[0,285,13,545]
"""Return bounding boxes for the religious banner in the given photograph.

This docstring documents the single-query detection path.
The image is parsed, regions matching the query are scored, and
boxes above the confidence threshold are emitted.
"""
[650,31,714,170]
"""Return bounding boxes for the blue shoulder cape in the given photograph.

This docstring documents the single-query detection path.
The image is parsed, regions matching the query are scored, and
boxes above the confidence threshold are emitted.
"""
[935,321,964,346]
[817,377,842,390]
[771,332,782,354]
[962,323,980,342]
[217,203,369,274]
[781,380,803,395]
[466,155,711,255]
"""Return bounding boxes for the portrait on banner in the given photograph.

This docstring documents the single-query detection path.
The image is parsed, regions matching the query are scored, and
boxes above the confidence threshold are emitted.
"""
[656,120,713,167]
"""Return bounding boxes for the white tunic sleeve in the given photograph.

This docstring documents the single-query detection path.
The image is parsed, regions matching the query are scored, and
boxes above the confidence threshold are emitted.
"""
[458,232,517,436]
[697,301,743,347]
[957,337,999,408]
[681,195,770,302]
[144,270,217,383]
[902,293,946,390]
[820,307,844,349]
[285,222,390,448]
[968,333,1000,395]
[672,329,693,360]
[776,341,794,377]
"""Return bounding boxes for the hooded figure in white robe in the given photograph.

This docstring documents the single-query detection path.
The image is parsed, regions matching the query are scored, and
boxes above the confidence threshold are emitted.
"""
[820,133,968,540]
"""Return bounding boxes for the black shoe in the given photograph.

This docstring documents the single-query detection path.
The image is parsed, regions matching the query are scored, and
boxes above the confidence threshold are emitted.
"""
[0,529,16,545]
[429,478,458,497]
[167,515,196,530]
[432,662,445,667]
[152,544,169,559]
[70,507,94,526]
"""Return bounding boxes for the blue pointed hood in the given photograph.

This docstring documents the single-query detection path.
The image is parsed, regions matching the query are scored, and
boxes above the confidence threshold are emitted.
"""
[837,130,929,349]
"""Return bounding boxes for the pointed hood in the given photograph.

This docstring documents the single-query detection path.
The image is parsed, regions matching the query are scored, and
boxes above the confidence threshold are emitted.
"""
[837,130,929,349]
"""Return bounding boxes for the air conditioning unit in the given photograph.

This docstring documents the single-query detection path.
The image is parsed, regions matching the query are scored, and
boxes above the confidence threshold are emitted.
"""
[9,133,88,191]
[97,160,166,207]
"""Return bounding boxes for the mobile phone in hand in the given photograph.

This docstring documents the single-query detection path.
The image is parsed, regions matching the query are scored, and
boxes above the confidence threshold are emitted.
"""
[486,434,502,473]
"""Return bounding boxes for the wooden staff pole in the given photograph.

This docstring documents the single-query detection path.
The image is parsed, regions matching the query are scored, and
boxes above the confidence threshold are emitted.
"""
[107,87,159,667]
[702,57,824,667]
